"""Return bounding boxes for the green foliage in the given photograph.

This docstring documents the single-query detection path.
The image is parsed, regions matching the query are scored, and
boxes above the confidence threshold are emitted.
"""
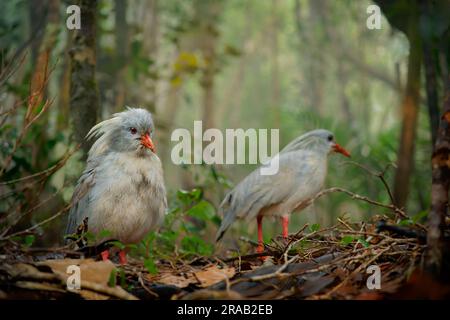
[340,235,355,246]
[108,268,117,287]
[11,235,36,248]
[23,235,35,247]
[340,235,370,248]
[126,187,217,268]
[309,223,321,233]
[144,258,158,275]
[108,267,128,289]
[357,238,370,248]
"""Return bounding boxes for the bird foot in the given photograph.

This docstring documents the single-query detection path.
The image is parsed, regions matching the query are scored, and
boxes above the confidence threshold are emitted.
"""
[119,250,127,265]
[101,250,109,261]
[257,243,268,261]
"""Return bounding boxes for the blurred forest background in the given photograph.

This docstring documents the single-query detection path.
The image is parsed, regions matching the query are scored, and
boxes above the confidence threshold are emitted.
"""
[0,0,449,257]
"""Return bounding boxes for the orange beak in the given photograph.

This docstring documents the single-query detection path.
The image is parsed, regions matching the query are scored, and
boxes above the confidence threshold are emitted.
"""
[333,143,351,157]
[141,133,155,152]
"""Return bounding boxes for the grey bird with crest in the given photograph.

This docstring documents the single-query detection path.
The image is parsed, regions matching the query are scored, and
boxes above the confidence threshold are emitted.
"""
[216,129,350,254]
[66,107,167,264]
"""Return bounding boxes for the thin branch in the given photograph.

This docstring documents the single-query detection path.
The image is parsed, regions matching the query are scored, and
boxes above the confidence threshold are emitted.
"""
[308,187,408,219]
[0,203,72,241]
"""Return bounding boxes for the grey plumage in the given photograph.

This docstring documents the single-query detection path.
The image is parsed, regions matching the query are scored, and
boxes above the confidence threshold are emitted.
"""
[216,129,344,241]
[66,107,167,244]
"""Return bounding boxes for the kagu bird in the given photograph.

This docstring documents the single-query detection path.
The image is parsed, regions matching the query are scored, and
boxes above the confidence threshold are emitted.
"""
[216,129,350,253]
[66,107,167,264]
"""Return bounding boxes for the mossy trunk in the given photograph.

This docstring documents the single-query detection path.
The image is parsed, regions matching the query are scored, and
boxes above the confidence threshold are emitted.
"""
[69,0,100,159]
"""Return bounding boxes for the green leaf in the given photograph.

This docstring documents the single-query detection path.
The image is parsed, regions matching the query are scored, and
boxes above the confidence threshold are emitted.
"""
[310,223,321,232]
[181,235,213,256]
[212,215,222,226]
[144,258,158,275]
[412,210,428,223]
[176,188,203,204]
[111,240,126,250]
[119,268,127,287]
[340,236,354,246]
[159,230,177,243]
[186,200,216,221]
[23,235,35,247]
[398,219,413,226]
[108,268,117,287]
[357,238,370,248]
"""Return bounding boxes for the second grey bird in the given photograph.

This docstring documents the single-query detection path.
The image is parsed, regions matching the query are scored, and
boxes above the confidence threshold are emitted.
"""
[66,107,167,264]
[216,129,350,253]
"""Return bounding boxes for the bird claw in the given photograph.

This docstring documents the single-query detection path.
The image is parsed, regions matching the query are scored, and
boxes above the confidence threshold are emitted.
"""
[119,250,127,265]
[101,249,109,261]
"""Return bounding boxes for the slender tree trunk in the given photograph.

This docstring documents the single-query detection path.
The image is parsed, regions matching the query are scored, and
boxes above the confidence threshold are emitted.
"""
[29,0,46,65]
[29,0,59,116]
[140,0,159,114]
[197,0,221,131]
[57,36,72,131]
[69,0,100,158]
[427,75,450,280]
[270,0,280,128]
[307,0,325,115]
[393,8,422,209]
[29,0,60,170]
[113,0,128,112]
[423,41,440,145]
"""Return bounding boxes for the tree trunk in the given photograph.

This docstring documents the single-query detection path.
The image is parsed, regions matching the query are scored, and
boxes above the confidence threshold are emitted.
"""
[141,0,159,114]
[29,0,60,170]
[306,0,325,115]
[270,0,280,128]
[113,0,129,112]
[57,36,72,131]
[427,75,450,280]
[29,0,46,66]
[197,0,221,131]
[69,0,100,158]
[423,40,440,146]
[392,6,422,209]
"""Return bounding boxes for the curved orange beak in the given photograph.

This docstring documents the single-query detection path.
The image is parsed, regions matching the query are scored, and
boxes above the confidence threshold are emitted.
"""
[333,143,350,157]
[141,133,155,152]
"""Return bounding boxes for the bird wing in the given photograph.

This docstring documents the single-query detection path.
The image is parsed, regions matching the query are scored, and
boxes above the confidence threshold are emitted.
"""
[65,165,96,238]
[216,151,319,241]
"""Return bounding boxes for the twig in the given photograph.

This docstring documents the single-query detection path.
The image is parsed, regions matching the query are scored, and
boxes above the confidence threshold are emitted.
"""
[319,244,393,299]
[243,254,299,282]
[0,203,71,240]
[0,147,77,186]
[138,272,158,298]
[308,187,408,219]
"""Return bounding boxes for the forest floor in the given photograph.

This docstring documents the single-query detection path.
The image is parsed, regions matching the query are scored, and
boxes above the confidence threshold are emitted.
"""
[1,216,449,300]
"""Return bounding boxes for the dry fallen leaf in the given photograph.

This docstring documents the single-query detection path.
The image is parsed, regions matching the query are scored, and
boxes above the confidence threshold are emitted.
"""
[39,259,115,285]
[147,264,235,289]
[149,272,197,288]
[194,265,235,288]
[38,259,118,300]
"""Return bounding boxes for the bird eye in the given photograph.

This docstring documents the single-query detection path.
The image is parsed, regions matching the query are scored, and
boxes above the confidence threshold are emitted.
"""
[327,135,333,142]
[129,127,137,135]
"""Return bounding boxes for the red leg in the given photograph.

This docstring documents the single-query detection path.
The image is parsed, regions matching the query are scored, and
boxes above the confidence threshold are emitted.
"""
[101,249,109,261]
[119,250,127,265]
[282,216,289,239]
[257,216,264,254]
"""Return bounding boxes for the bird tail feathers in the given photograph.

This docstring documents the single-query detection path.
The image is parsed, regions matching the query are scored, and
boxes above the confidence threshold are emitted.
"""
[215,193,237,242]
